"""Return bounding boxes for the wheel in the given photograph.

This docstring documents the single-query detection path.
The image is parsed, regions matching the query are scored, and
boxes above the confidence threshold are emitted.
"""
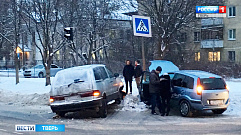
[212,109,226,114]
[38,72,44,78]
[179,100,193,117]
[98,99,107,118]
[56,111,66,117]
[115,98,121,104]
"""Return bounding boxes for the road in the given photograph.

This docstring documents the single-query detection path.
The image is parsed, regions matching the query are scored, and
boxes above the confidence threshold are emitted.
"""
[0,102,241,135]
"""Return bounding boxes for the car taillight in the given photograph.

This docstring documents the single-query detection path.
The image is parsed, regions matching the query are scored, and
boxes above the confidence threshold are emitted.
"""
[226,85,229,91]
[93,90,100,97]
[196,78,203,95]
[50,96,64,103]
[80,90,101,97]
[49,97,54,103]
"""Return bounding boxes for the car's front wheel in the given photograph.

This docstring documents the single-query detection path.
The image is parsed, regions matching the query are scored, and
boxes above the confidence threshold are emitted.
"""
[180,100,193,117]
[38,72,44,78]
[212,109,226,114]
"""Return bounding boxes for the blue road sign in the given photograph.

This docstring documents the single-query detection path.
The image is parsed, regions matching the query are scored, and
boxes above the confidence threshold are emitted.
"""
[133,15,152,37]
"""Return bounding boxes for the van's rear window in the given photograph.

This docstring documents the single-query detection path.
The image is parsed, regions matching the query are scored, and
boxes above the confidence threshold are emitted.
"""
[201,78,226,90]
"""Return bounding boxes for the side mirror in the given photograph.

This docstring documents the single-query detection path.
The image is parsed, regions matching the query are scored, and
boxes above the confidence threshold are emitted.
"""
[114,73,119,78]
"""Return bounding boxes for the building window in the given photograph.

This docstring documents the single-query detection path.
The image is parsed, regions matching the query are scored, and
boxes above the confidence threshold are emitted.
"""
[228,51,235,62]
[228,29,236,40]
[228,7,236,17]
[194,32,200,42]
[195,52,200,61]
[208,51,220,62]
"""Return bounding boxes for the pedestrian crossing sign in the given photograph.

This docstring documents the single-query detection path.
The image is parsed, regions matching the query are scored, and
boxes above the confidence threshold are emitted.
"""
[133,15,152,37]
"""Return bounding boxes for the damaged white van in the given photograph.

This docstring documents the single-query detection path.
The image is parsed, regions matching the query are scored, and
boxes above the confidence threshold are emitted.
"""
[49,65,124,118]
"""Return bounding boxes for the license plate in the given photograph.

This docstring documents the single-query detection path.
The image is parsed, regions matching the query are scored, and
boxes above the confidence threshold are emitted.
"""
[210,100,223,105]
[65,95,80,101]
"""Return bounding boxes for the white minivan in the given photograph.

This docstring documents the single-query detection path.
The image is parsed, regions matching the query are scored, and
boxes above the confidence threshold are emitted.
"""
[49,64,124,118]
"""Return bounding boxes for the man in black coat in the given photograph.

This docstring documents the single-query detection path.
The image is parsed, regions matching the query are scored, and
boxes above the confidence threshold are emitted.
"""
[149,66,162,115]
[160,73,171,116]
[123,60,134,94]
[134,60,143,99]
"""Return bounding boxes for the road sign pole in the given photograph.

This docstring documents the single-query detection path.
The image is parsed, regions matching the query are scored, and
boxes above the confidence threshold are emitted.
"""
[132,15,151,72]
[141,37,146,71]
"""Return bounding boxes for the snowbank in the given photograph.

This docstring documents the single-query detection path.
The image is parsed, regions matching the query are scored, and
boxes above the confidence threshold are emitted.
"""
[121,79,147,112]
[0,77,51,105]
[121,94,147,112]
[224,81,241,117]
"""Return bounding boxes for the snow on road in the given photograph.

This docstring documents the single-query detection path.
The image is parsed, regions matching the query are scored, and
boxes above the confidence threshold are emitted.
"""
[0,77,240,117]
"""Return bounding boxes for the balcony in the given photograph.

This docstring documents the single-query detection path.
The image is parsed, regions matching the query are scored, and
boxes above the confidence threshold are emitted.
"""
[201,18,223,27]
[201,40,223,48]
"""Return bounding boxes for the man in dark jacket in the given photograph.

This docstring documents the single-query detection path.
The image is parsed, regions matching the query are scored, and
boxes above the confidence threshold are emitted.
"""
[149,66,162,115]
[123,60,134,94]
[134,60,143,99]
[160,73,171,116]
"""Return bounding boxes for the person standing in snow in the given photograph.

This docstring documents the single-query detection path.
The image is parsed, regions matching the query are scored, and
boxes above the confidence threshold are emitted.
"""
[159,73,171,116]
[134,60,143,99]
[149,66,162,115]
[123,60,134,94]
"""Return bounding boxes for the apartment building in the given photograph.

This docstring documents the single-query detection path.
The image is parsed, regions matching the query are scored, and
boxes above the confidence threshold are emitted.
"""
[222,0,241,64]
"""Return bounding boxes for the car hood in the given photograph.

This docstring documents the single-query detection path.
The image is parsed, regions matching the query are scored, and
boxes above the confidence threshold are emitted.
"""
[148,60,179,75]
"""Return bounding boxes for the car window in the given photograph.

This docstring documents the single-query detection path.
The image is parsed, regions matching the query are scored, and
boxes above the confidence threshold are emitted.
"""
[172,73,186,87]
[93,67,108,80]
[168,73,175,80]
[105,68,114,78]
[99,67,108,80]
[142,72,150,83]
[182,76,194,89]
[51,65,58,68]
[201,78,226,90]
[93,67,102,80]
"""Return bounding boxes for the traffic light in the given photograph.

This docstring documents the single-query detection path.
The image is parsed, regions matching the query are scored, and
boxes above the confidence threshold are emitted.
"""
[64,27,73,41]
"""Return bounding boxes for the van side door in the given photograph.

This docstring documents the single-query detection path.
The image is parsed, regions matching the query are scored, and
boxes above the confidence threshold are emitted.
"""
[98,67,112,98]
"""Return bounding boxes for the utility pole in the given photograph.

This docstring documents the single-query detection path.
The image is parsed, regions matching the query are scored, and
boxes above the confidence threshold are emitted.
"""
[141,37,146,71]
[13,0,19,84]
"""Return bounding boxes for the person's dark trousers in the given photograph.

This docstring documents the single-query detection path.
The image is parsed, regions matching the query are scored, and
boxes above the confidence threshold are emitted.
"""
[125,78,132,94]
[161,96,171,115]
[151,93,162,114]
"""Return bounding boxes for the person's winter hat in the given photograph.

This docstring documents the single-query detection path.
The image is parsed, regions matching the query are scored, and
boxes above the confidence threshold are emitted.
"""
[163,73,168,75]
[156,66,162,72]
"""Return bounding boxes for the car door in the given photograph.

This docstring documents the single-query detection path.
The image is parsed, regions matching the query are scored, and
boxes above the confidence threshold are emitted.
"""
[98,67,112,98]
[172,73,187,103]
[105,67,117,94]
[182,76,194,100]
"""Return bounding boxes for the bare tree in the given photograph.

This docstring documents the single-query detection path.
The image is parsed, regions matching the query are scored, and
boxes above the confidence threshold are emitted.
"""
[21,0,66,86]
[137,0,198,59]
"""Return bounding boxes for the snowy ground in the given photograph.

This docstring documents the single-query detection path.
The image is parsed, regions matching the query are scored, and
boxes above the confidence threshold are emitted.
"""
[0,76,240,117]
[0,69,24,77]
